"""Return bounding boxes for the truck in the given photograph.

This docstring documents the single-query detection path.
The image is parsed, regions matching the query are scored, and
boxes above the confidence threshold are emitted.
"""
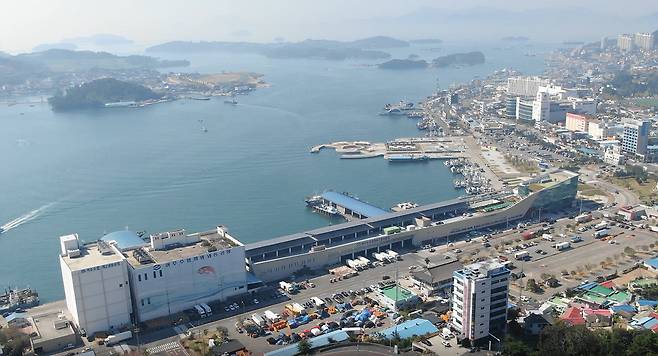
[200,303,212,316]
[542,234,554,242]
[515,251,530,260]
[251,313,266,326]
[372,252,389,263]
[279,281,298,293]
[346,259,363,271]
[311,297,326,308]
[575,213,593,224]
[593,229,611,239]
[383,226,402,235]
[386,250,401,260]
[555,241,571,251]
[357,256,371,267]
[193,304,207,318]
[571,236,583,243]
[264,310,280,322]
[594,221,609,231]
[291,303,306,315]
[521,230,537,240]
[104,331,133,346]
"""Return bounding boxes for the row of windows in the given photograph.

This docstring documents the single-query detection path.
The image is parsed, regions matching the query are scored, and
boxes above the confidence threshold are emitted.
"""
[265,258,317,273]
[491,286,508,294]
[137,270,163,282]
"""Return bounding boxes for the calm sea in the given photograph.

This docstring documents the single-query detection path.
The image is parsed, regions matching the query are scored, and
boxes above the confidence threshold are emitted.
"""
[0,41,549,301]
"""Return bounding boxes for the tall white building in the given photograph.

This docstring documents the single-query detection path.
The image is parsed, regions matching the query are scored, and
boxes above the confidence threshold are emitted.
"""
[532,91,550,123]
[507,77,550,97]
[451,259,510,341]
[634,33,655,51]
[59,226,249,335]
[59,234,133,335]
[618,34,635,52]
[622,119,651,155]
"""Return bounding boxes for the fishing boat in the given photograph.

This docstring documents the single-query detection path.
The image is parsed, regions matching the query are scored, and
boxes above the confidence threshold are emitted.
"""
[224,96,238,105]
[0,287,39,314]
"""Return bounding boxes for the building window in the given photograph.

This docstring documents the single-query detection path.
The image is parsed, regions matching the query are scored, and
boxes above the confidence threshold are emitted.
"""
[144,273,148,281]
[147,298,151,305]
[153,271,157,279]
[138,275,141,282]
[119,283,123,288]
[140,299,144,306]
[159,270,163,277]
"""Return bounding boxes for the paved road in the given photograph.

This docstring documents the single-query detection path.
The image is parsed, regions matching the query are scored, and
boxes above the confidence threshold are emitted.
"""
[580,168,640,206]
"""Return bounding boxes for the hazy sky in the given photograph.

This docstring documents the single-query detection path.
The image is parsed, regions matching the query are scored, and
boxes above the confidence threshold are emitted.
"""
[2,0,658,53]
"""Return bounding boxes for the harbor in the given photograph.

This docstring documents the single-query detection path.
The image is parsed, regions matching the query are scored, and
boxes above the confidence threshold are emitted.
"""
[310,137,466,161]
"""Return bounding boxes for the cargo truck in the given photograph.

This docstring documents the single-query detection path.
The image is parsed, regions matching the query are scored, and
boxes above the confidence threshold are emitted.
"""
[593,229,611,239]
[386,250,401,260]
[279,281,298,293]
[575,213,592,224]
[594,221,609,231]
[311,297,326,308]
[104,331,132,346]
[357,256,371,267]
[383,226,402,235]
[555,241,571,251]
[264,310,280,322]
[515,251,530,260]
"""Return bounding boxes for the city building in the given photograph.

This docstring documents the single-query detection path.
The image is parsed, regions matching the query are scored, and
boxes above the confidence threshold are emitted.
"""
[634,33,655,51]
[507,76,550,97]
[29,311,77,354]
[516,98,534,121]
[451,259,510,341]
[618,34,635,52]
[588,120,610,140]
[565,112,593,132]
[59,226,249,335]
[621,119,650,155]
[532,91,551,123]
[604,145,625,166]
[410,257,463,297]
[373,284,421,311]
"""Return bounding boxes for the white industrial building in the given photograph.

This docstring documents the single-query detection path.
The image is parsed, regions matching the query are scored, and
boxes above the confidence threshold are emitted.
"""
[451,259,510,341]
[59,226,248,335]
[622,119,651,155]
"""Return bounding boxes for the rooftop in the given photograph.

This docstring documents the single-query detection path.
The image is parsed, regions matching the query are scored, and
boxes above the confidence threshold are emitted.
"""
[457,259,508,279]
[61,242,124,271]
[320,191,389,218]
[381,318,438,339]
[128,228,240,267]
[30,311,75,343]
[379,285,416,301]
[101,230,147,251]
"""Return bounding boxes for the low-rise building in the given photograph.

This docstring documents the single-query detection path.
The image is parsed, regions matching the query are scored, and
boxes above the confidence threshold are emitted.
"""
[617,205,646,221]
[29,311,77,354]
[373,285,420,312]
[409,257,462,297]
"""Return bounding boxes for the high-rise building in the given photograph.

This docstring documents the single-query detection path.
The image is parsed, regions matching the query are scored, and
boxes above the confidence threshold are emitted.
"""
[622,119,650,155]
[618,34,635,52]
[634,33,655,51]
[507,77,550,97]
[451,259,510,341]
[532,91,550,123]
[565,112,593,132]
[516,98,534,121]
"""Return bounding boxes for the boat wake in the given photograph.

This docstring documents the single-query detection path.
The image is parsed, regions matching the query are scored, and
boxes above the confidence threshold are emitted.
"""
[1,202,55,233]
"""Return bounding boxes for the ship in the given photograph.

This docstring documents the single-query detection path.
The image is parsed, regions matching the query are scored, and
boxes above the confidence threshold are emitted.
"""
[0,287,39,314]
[391,202,418,212]
[0,227,4,234]
[305,196,341,217]
[386,154,430,162]
[380,101,415,116]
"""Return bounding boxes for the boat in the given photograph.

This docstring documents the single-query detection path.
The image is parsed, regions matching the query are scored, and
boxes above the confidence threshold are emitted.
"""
[392,202,418,212]
[190,96,211,101]
[224,96,238,105]
[304,196,340,216]
[380,101,415,116]
[201,126,208,133]
[0,287,39,314]
[387,154,430,162]
[0,227,3,234]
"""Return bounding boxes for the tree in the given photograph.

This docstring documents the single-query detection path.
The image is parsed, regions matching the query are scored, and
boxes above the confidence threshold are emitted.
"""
[624,247,636,257]
[297,338,312,355]
[502,337,533,356]
[526,278,542,293]
[626,329,658,356]
[539,322,601,356]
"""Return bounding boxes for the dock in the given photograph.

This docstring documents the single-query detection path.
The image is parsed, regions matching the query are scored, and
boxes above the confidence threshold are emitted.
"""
[319,192,389,220]
[310,137,466,161]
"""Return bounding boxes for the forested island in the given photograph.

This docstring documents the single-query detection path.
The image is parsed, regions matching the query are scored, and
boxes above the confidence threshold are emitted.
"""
[432,51,485,67]
[378,51,485,70]
[378,59,428,70]
[146,36,411,60]
[48,78,162,111]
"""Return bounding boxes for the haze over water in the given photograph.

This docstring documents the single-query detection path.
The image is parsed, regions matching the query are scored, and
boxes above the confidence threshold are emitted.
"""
[0,41,548,301]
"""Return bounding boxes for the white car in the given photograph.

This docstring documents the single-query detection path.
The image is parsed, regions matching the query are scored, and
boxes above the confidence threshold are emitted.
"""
[442,340,451,347]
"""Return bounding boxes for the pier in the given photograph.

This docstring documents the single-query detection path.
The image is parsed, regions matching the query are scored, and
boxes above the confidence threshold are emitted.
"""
[319,191,389,220]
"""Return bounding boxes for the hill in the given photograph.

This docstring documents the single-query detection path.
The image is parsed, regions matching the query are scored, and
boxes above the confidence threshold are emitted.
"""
[146,36,410,60]
[16,49,189,72]
[432,51,485,68]
[48,78,162,111]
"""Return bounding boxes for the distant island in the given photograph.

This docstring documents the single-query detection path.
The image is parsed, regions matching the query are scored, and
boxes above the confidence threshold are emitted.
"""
[408,39,443,44]
[0,49,189,87]
[379,51,485,70]
[432,51,485,68]
[146,36,413,61]
[501,36,530,42]
[378,59,428,70]
[48,78,162,111]
[562,41,585,45]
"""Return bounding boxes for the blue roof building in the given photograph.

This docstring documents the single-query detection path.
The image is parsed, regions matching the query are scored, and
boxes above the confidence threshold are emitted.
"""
[321,191,389,218]
[381,318,439,339]
[101,230,147,251]
[644,257,658,271]
[264,330,349,356]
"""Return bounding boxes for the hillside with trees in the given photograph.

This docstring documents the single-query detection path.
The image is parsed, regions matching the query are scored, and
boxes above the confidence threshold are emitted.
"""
[48,78,162,111]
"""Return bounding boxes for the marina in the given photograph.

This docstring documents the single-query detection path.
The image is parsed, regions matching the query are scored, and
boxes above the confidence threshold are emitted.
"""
[0,287,39,315]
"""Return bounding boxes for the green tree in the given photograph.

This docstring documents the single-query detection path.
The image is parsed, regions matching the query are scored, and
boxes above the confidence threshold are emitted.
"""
[626,330,658,356]
[539,322,601,356]
[297,338,312,355]
[502,337,533,356]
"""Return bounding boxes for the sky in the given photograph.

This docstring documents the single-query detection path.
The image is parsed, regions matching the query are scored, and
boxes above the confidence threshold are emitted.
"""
[2,0,658,53]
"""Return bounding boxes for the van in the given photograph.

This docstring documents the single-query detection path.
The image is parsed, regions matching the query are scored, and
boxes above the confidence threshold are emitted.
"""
[200,303,212,316]
[194,304,207,318]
